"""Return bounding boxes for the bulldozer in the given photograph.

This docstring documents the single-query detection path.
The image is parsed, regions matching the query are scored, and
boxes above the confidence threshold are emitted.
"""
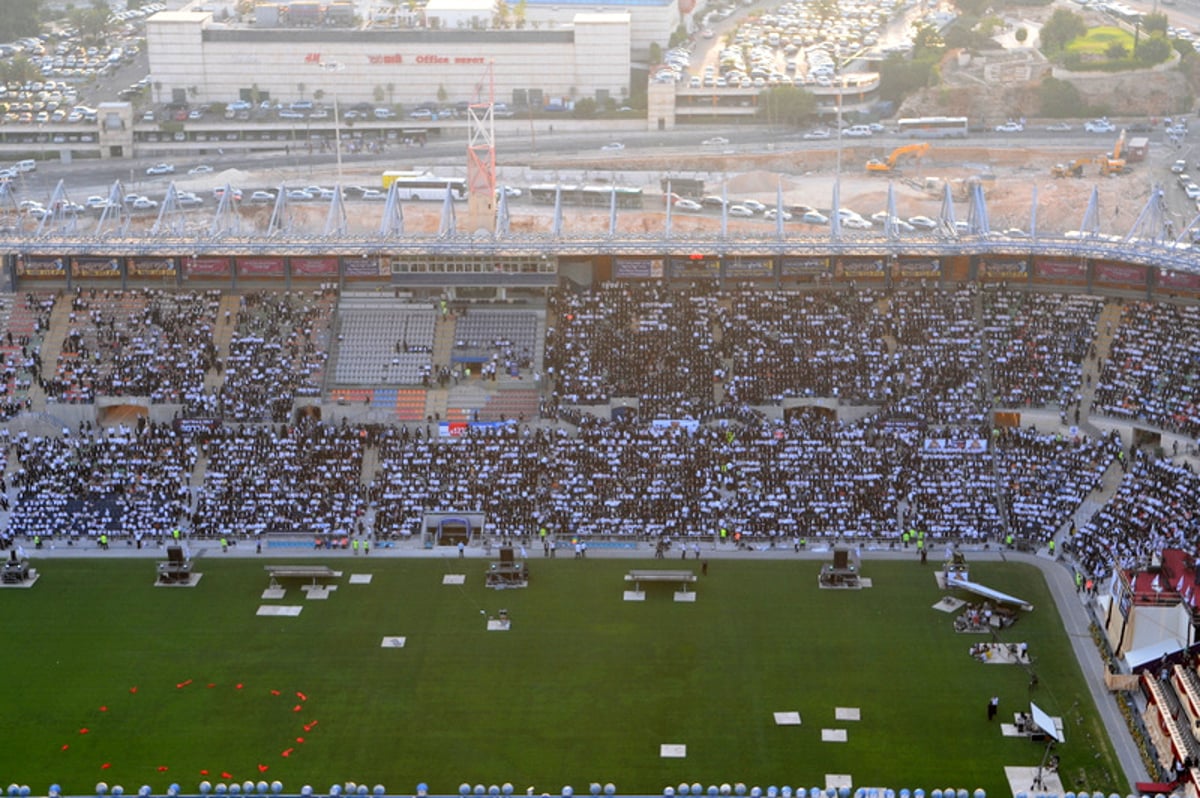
[866,142,930,174]
[1096,130,1131,176]
[1051,159,1088,178]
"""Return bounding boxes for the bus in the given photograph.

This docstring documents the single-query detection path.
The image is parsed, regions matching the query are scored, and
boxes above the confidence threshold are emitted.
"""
[528,183,644,209]
[896,116,969,139]
[381,171,468,200]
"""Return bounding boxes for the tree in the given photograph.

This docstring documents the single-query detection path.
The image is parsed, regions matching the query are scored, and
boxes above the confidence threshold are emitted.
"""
[386,82,395,106]
[1039,8,1086,55]
[572,97,597,117]
[514,0,527,28]
[1106,41,1128,59]
[313,88,326,105]
[1015,27,1028,43]
[911,20,946,55]
[494,0,509,27]
[437,84,448,103]
[297,82,306,101]
[0,55,42,86]
[373,84,386,103]
[153,80,163,104]
[877,53,938,103]
[0,0,39,42]
[1036,76,1087,117]
[756,85,817,127]
[1136,34,1172,65]
[1142,12,1168,36]
[649,42,663,65]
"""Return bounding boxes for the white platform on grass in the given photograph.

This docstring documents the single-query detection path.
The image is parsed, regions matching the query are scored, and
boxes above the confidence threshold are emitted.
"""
[624,590,645,601]
[1004,766,1063,795]
[381,636,407,648]
[349,574,373,584]
[155,573,202,588]
[934,596,966,613]
[660,744,687,758]
[824,775,852,790]
[835,707,861,721]
[773,711,802,725]
[822,728,848,742]
[261,587,286,600]
[257,605,303,616]
[301,584,335,599]
[443,574,466,585]
[487,619,511,631]
[675,591,696,602]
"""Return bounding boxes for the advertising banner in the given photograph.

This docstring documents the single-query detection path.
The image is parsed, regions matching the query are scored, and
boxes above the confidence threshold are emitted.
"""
[128,257,178,278]
[188,256,231,277]
[289,257,340,277]
[1158,270,1200,291]
[1093,261,1147,288]
[345,256,387,278]
[781,256,829,278]
[17,256,67,278]
[837,257,886,279]
[668,255,720,279]
[614,258,665,279]
[235,256,286,277]
[893,257,940,279]
[921,438,989,454]
[978,258,1028,281]
[724,257,774,279]
[1034,257,1087,282]
[71,257,122,278]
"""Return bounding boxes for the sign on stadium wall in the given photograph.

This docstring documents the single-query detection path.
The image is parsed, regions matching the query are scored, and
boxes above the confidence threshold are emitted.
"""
[668,255,720,279]
[17,256,67,278]
[235,256,285,278]
[187,256,231,277]
[1033,257,1087,283]
[129,257,177,278]
[977,258,1028,281]
[921,438,988,454]
[893,257,940,279]
[781,257,829,279]
[1158,270,1200,292]
[1092,260,1147,288]
[836,257,886,279]
[614,257,665,279]
[724,257,774,279]
[71,257,122,278]
[345,255,387,278]
[289,257,340,278]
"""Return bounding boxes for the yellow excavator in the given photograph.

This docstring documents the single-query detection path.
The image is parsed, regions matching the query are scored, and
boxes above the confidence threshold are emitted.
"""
[1051,158,1088,178]
[1096,130,1130,176]
[866,142,930,174]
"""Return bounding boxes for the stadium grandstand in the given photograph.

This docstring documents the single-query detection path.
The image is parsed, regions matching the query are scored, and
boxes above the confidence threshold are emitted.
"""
[2,173,1200,798]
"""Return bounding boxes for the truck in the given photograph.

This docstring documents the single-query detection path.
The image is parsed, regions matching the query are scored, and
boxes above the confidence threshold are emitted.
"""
[1051,159,1088,178]
[866,142,930,174]
[1096,130,1131,176]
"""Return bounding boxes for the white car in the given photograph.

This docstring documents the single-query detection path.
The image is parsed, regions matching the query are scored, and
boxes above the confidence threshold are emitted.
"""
[600,142,625,151]
[249,190,276,203]
[287,189,315,201]
[740,199,767,213]
[85,195,113,210]
[763,208,793,221]
[497,185,522,198]
[727,204,754,217]
[800,210,829,225]
[702,136,730,146]
[360,189,385,201]
[907,215,938,230]
[803,129,831,140]
[1085,118,1116,133]
[1172,160,1187,174]
[1186,183,1200,199]
[145,162,175,175]
[130,197,158,210]
[994,121,1024,133]
[673,198,703,211]
[843,125,872,138]
[841,216,873,229]
[188,164,214,175]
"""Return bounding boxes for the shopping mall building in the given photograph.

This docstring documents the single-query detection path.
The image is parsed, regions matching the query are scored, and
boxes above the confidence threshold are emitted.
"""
[145,0,664,111]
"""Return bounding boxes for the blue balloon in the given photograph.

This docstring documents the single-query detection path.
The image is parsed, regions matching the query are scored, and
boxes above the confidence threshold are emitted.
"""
[356,787,367,796]
[372,787,385,797]
[96,786,108,797]
[138,786,151,797]
[900,791,910,798]
[781,788,792,798]
[272,785,284,796]
[751,788,762,798]
[50,787,62,797]
[710,788,721,797]
[975,791,986,798]
[562,789,573,797]
[691,786,702,797]
[18,788,31,798]
[767,787,778,798]
[113,787,124,797]
[839,789,850,798]
[605,788,616,797]
[460,786,472,796]
[301,789,313,797]
[474,786,485,796]
[215,785,227,796]
[589,785,600,796]
[680,786,691,796]
[664,789,675,798]
[328,787,340,797]
[735,787,746,797]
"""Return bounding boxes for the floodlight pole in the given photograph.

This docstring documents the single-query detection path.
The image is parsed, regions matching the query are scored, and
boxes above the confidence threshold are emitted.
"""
[1031,739,1056,790]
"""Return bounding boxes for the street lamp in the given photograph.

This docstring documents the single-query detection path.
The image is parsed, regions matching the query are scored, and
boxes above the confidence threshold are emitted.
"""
[315,60,347,186]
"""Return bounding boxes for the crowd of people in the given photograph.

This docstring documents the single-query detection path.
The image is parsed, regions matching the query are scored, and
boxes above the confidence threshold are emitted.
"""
[0,281,1194,593]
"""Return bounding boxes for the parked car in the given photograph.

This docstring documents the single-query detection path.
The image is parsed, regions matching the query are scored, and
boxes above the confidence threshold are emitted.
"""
[188,164,214,175]
[907,215,938,230]
[803,129,831,140]
[673,198,703,211]
[763,208,793,221]
[1084,118,1116,133]
[600,142,625,151]
[145,162,175,175]
[249,190,276,202]
[130,196,158,210]
[994,121,1024,133]
[800,210,829,225]
[702,136,730,146]
[727,204,754,217]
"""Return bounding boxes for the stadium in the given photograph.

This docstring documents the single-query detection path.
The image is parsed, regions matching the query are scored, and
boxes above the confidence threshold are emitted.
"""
[0,159,1199,798]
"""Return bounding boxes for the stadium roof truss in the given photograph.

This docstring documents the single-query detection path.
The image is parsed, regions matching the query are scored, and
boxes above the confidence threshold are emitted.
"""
[1,179,1198,276]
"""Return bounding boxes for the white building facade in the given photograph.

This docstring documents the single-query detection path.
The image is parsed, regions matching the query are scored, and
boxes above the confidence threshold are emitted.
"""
[146,7,633,110]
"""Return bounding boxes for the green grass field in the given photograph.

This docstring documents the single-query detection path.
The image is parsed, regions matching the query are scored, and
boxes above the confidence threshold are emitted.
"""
[3,557,1124,796]
[1065,27,1135,55]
